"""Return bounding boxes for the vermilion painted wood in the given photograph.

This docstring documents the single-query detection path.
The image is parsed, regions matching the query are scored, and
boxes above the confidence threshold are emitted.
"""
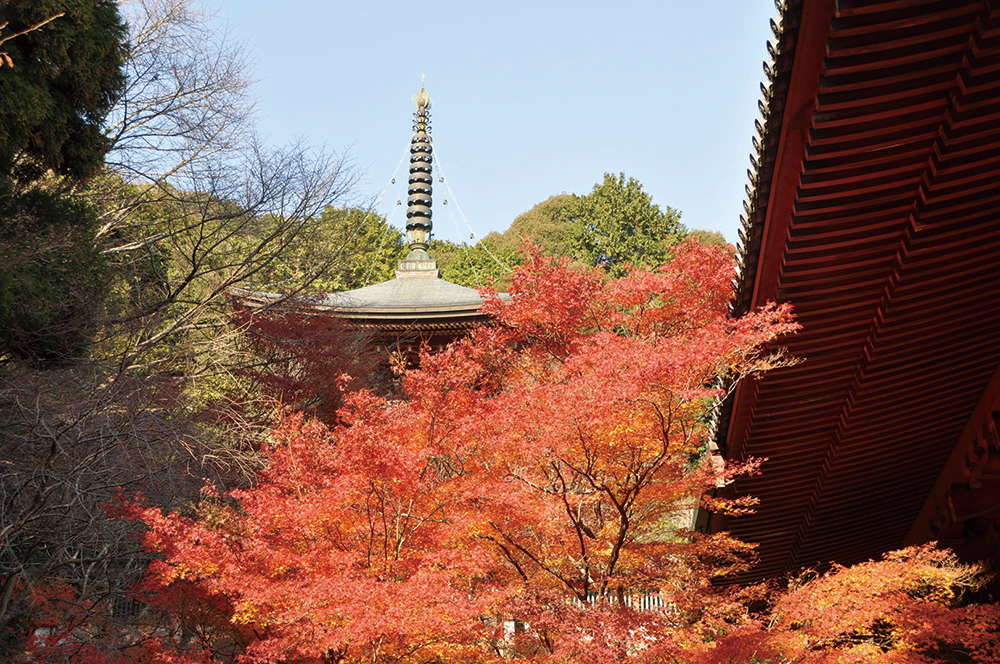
[718,0,1000,581]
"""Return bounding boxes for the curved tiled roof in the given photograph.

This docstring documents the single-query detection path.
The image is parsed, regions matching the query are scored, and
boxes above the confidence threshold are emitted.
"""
[231,275,499,325]
[231,258,508,328]
[319,271,489,320]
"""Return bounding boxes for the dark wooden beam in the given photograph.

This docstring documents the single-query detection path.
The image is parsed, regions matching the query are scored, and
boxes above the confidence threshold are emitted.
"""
[906,365,1000,544]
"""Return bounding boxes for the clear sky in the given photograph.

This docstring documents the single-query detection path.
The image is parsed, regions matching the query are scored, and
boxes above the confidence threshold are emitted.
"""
[211,1,776,245]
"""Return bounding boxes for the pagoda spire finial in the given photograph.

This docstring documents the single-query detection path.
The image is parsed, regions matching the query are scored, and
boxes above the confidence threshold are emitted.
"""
[405,81,433,261]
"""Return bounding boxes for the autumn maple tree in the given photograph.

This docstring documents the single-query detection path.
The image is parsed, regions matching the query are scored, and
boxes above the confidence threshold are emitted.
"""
[111,240,1000,664]
[111,240,804,664]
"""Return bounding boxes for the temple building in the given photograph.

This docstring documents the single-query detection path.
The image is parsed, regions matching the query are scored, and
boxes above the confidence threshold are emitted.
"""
[237,85,501,366]
[709,0,1000,581]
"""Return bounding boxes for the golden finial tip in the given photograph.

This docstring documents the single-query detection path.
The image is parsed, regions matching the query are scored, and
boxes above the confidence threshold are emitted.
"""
[413,81,432,110]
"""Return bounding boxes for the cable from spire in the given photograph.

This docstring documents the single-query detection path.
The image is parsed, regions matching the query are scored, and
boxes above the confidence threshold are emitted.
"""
[432,146,512,274]
[373,144,410,209]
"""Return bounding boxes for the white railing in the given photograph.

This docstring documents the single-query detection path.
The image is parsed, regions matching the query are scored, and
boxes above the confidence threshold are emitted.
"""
[573,590,669,612]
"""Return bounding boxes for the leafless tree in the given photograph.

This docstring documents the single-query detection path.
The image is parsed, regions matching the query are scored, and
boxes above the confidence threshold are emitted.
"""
[0,362,266,655]
[0,0,369,656]
[96,0,255,237]
[82,0,369,376]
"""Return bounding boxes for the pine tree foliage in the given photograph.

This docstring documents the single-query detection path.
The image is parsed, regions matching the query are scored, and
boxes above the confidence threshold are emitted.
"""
[0,0,126,183]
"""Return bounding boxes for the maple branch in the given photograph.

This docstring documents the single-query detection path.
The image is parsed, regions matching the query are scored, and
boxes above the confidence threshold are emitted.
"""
[550,461,594,597]
[393,496,449,560]
[377,484,390,562]
[488,522,583,601]
[630,396,677,488]
[364,485,376,569]
[598,513,630,600]
[487,538,529,582]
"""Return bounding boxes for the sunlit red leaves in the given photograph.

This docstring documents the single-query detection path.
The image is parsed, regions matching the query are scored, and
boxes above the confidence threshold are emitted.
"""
[697,545,1000,664]
[121,240,1000,664]
[122,408,503,664]
[124,239,809,663]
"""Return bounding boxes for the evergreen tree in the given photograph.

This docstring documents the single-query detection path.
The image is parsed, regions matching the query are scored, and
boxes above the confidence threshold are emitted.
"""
[494,193,579,258]
[0,0,125,359]
[571,172,685,276]
[0,0,126,183]
[687,228,729,246]
[252,206,408,293]
[0,181,105,360]
[437,239,518,290]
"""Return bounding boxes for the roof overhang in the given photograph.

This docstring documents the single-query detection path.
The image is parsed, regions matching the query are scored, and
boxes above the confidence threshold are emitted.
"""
[229,285,497,328]
[715,0,1000,581]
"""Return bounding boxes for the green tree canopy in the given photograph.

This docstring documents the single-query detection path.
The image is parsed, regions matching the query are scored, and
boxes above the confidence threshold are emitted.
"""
[0,0,126,183]
[491,193,578,257]
[0,0,126,360]
[0,181,105,360]
[687,228,730,246]
[234,206,406,294]
[434,238,518,290]
[571,172,685,275]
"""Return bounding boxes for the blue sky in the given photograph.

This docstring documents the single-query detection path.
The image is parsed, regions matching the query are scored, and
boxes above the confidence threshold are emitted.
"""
[212,1,776,245]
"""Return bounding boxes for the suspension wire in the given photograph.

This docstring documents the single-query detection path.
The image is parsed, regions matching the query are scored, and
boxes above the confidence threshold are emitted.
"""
[431,144,512,273]
[362,143,410,286]
[443,196,483,285]
[361,195,402,287]
[436,159,470,247]
[373,145,410,208]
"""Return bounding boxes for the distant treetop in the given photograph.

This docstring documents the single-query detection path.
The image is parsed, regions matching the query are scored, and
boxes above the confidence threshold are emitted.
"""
[569,172,686,276]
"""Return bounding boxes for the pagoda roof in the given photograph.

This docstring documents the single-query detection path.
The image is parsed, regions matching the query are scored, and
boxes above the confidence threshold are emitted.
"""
[312,267,500,321]
[233,83,508,331]
[232,262,506,325]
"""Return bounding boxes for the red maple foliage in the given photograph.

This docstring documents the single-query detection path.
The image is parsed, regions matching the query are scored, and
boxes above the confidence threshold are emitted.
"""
[111,241,999,664]
[696,545,1000,664]
[233,307,391,423]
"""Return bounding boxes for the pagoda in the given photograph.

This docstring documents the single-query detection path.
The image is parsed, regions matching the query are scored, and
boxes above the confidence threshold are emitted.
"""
[236,85,501,366]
